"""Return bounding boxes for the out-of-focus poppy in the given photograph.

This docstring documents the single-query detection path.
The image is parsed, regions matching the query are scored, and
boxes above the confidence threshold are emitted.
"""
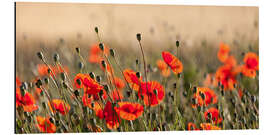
[103,101,121,130]
[156,59,171,77]
[192,87,217,108]
[37,64,69,77]
[115,102,144,121]
[48,99,70,115]
[204,107,222,124]
[83,77,104,95]
[215,65,238,90]
[16,77,21,87]
[187,122,199,130]
[16,88,38,112]
[162,51,183,74]
[111,77,125,90]
[218,42,230,63]
[200,123,221,130]
[203,73,218,88]
[123,69,142,91]
[82,93,104,118]
[88,43,109,63]
[138,81,165,107]
[36,116,56,133]
[110,89,124,102]
[241,52,259,78]
[224,55,237,67]
[238,88,243,99]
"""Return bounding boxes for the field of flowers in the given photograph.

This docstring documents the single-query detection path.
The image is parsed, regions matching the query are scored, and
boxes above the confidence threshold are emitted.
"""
[15,26,259,133]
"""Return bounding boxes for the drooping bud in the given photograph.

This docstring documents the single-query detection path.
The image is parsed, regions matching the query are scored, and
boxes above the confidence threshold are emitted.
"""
[74,90,79,97]
[96,76,101,83]
[103,84,109,92]
[36,79,43,88]
[89,72,95,79]
[94,27,99,34]
[44,78,49,84]
[110,49,115,57]
[53,53,60,62]
[136,72,141,78]
[37,52,44,60]
[101,60,106,69]
[99,43,104,51]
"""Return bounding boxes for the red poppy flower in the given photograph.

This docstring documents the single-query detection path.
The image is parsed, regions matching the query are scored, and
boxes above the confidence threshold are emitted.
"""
[123,69,142,91]
[82,93,104,119]
[200,123,221,130]
[16,88,38,112]
[192,87,217,108]
[215,65,238,90]
[204,107,222,124]
[48,99,70,115]
[110,89,124,102]
[103,101,121,130]
[162,51,183,74]
[138,81,165,107]
[83,77,104,95]
[218,42,230,63]
[241,52,259,78]
[112,77,125,90]
[74,73,89,89]
[156,59,171,77]
[115,102,144,121]
[36,116,56,133]
[16,77,21,87]
[88,43,109,63]
[187,122,199,130]
[224,55,237,67]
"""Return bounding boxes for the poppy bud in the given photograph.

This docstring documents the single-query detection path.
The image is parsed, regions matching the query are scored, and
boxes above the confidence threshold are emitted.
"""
[173,83,177,89]
[42,102,46,109]
[199,92,205,100]
[197,106,201,112]
[74,90,79,97]
[99,43,104,51]
[44,78,49,84]
[96,76,101,83]
[60,72,66,81]
[78,62,84,69]
[91,102,95,108]
[40,90,44,96]
[89,72,95,79]
[94,27,98,34]
[207,112,212,120]
[136,33,141,41]
[75,47,80,54]
[176,40,180,47]
[29,82,33,88]
[103,84,109,92]
[135,59,139,65]
[37,52,44,60]
[182,91,187,97]
[101,60,106,69]
[221,89,225,96]
[110,49,115,57]
[221,84,224,90]
[230,98,235,105]
[55,120,60,126]
[62,82,68,89]
[136,72,141,78]
[126,90,131,97]
[22,82,28,90]
[117,127,121,132]
[53,53,60,62]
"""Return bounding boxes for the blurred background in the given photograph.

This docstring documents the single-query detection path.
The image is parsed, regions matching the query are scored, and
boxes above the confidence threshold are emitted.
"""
[16,2,258,81]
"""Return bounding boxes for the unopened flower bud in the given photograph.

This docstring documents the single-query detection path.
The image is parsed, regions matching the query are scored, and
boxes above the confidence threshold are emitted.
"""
[78,62,84,69]
[176,40,180,47]
[60,72,66,81]
[99,43,104,51]
[96,76,101,83]
[53,53,60,62]
[136,72,141,78]
[103,84,109,92]
[94,27,98,34]
[62,82,68,89]
[135,59,139,65]
[75,47,80,54]
[74,90,79,97]
[193,86,197,94]
[37,52,44,60]
[44,78,49,84]
[36,79,43,88]
[101,60,106,69]
[110,49,115,57]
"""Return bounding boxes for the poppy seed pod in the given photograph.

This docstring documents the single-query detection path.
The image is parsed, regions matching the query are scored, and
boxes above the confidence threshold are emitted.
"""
[99,43,104,51]
[89,72,95,79]
[37,52,44,60]
[136,33,141,41]
[101,60,106,69]
[96,76,101,83]
[75,47,80,54]
[53,53,60,62]
[110,49,115,57]
[176,40,180,47]
[94,27,98,34]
